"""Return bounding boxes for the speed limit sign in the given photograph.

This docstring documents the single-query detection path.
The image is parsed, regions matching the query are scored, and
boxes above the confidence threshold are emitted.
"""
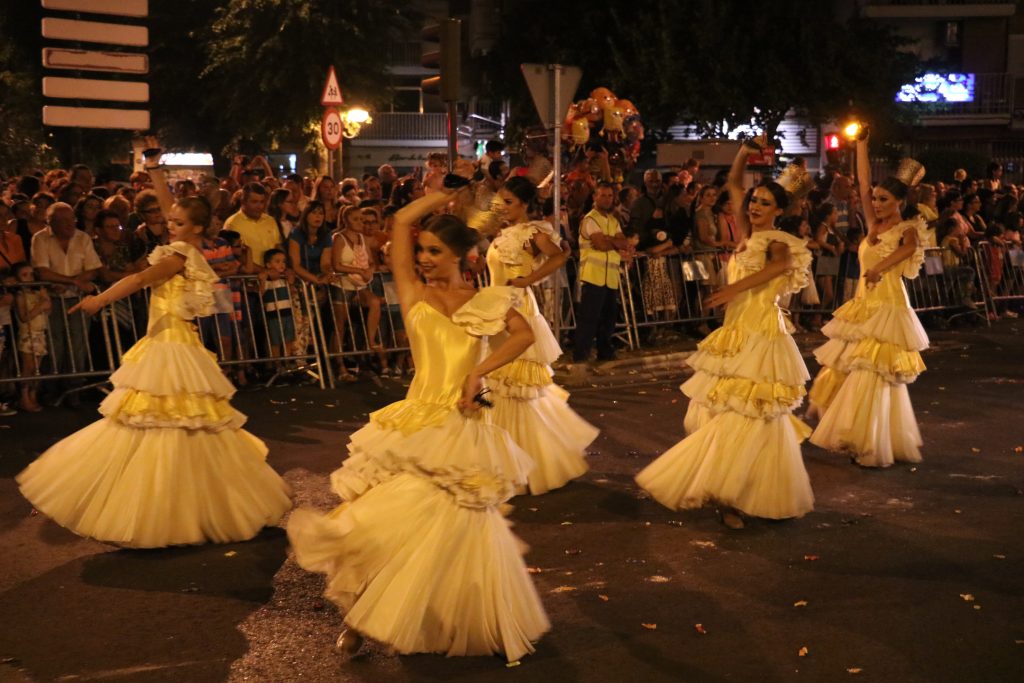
[322,107,342,150]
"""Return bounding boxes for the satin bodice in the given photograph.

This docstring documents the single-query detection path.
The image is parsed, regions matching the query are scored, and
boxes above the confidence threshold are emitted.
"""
[404,301,484,408]
[146,275,200,343]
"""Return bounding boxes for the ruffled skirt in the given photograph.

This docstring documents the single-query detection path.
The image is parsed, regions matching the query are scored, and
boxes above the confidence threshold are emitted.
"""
[636,411,814,519]
[484,356,596,495]
[287,403,550,660]
[809,291,928,466]
[16,322,292,547]
[641,315,814,519]
[288,474,550,661]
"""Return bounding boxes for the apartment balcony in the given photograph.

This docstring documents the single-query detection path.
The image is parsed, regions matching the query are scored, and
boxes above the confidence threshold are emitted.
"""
[862,0,1016,19]
[901,72,1014,126]
[350,113,447,146]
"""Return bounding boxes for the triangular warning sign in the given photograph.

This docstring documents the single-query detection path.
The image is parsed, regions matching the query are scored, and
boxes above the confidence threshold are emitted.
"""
[320,66,343,107]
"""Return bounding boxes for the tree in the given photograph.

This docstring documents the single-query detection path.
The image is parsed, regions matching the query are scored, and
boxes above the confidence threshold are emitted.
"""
[483,0,918,148]
[199,0,414,158]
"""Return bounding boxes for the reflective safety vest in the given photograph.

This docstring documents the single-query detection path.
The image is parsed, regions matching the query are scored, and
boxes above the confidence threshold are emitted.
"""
[579,208,622,288]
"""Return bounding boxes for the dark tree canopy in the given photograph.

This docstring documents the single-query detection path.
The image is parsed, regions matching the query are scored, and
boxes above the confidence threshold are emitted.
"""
[482,0,917,143]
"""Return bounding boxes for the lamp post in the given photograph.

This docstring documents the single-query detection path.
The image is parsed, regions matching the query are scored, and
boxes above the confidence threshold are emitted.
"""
[335,107,372,179]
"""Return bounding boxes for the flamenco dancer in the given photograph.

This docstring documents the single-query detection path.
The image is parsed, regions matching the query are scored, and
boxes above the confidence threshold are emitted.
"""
[636,140,815,528]
[17,145,292,548]
[808,131,929,468]
[286,168,550,661]
[485,176,598,494]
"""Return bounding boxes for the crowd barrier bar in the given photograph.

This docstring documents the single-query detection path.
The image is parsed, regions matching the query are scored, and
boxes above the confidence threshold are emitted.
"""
[1,242,1013,390]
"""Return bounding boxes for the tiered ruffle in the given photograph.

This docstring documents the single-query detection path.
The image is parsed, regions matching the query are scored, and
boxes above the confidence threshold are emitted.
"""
[16,421,292,547]
[332,408,535,509]
[100,329,244,431]
[808,265,929,466]
[636,410,814,519]
[288,473,550,660]
[683,324,810,430]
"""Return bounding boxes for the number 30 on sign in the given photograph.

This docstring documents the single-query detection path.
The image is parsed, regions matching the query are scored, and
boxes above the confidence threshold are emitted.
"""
[322,107,343,150]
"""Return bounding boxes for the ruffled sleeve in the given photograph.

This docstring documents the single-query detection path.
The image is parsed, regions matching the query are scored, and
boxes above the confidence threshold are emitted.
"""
[451,286,523,337]
[148,241,218,319]
[890,217,928,280]
[737,230,812,295]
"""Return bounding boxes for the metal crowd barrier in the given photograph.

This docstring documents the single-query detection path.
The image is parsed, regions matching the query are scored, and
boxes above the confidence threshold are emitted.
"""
[2,243,1014,395]
[974,240,1024,314]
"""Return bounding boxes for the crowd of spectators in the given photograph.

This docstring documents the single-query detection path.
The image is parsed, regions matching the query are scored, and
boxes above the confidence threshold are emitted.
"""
[2,142,1021,416]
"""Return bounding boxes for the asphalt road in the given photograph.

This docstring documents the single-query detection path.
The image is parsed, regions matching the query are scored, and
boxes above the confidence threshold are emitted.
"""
[1,321,1022,683]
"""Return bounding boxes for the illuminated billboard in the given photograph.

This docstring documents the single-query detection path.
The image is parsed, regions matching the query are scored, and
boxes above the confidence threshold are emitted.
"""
[896,73,975,104]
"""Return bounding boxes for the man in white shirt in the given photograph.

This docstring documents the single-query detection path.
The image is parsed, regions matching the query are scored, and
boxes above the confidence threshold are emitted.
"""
[32,202,101,379]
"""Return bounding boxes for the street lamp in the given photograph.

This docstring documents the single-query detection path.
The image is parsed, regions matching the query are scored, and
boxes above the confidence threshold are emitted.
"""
[842,121,863,140]
[335,107,372,178]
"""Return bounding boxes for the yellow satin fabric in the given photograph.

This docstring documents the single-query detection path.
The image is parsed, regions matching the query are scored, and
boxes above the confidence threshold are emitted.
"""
[368,302,483,433]
[108,388,236,423]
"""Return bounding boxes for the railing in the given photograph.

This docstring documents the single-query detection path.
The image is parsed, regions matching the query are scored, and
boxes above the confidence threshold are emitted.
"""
[2,243,1014,392]
[355,113,447,141]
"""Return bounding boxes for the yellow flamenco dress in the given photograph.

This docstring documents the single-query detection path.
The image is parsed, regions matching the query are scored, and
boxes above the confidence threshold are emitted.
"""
[808,218,929,467]
[287,287,550,661]
[484,221,598,495]
[636,230,815,519]
[16,241,292,547]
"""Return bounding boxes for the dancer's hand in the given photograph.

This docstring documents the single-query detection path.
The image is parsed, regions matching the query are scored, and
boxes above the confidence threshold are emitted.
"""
[458,372,484,414]
[703,285,738,309]
[68,295,103,316]
[863,268,882,286]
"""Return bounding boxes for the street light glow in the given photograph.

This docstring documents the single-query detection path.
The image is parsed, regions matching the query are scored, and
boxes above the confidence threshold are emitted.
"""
[345,107,370,124]
[843,121,862,139]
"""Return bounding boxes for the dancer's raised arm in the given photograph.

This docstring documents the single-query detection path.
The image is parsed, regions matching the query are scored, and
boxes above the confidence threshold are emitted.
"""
[726,140,759,238]
[856,134,875,226]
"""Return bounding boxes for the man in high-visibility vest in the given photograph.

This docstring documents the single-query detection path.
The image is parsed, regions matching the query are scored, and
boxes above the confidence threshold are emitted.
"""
[573,182,632,363]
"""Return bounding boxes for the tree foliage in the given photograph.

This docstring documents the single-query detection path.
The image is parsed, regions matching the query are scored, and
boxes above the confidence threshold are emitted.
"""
[199,0,412,154]
[484,0,918,143]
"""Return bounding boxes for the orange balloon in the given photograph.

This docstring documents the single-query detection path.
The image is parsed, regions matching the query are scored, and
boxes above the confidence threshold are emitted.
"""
[590,87,618,111]
[617,99,639,119]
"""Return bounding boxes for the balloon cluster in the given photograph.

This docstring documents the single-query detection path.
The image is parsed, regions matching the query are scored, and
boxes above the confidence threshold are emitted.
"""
[561,87,645,179]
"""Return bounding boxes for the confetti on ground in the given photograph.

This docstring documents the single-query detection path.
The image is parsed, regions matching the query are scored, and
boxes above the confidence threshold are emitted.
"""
[691,540,717,549]
[528,507,538,512]
[560,521,574,526]
[565,548,582,556]
[973,605,982,610]
[910,467,918,472]
[550,586,576,594]
[694,623,707,635]
[847,668,863,674]
[646,575,671,583]
[506,660,521,668]
[954,509,963,514]
[224,551,237,557]
[798,647,809,657]
[971,447,981,453]
[793,600,808,607]
[804,555,821,561]
[1015,446,1023,453]
[527,567,542,574]
[641,623,657,630]
[671,398,678,404]
[994,554,1006,559]
[960,593,975,601]
[598,594,609,601]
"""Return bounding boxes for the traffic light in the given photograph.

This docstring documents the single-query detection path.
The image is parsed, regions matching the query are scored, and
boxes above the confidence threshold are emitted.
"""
[824,132,847,167]
[421,19,461,102]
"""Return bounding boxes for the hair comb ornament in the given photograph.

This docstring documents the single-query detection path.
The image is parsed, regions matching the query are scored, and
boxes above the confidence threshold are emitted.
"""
[776,164,814,200]
[894,158,926,188]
